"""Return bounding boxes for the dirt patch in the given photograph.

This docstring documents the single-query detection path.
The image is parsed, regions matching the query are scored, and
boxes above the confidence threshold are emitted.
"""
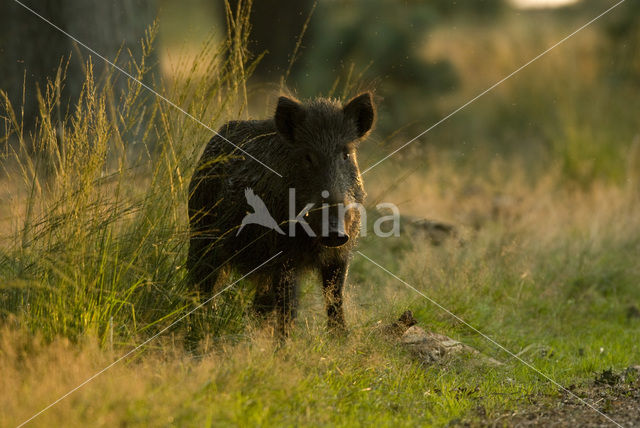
[482,367,640,427]
[381,312,640,427]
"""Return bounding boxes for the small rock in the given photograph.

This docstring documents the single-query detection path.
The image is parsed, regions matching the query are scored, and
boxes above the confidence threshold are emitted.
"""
[382,311,502,366]
[398,214,459,246]
[410,218,457,246]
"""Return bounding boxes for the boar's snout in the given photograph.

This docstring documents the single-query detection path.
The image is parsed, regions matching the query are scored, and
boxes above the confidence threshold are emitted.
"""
[320,216,349,247]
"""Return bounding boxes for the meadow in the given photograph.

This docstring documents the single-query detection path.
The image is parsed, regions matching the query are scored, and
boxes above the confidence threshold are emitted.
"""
[1,3,639,427]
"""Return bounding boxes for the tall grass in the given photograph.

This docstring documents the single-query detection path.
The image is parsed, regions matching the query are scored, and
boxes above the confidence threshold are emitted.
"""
[0,3,258,346]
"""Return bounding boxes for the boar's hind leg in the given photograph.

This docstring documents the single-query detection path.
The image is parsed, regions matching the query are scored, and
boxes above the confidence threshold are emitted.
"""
[321,260,348,332]
[274,264,299,337]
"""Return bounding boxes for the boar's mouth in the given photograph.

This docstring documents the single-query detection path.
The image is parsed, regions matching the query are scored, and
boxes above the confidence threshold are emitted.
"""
[319,216,349,247]
[320,232,349,247]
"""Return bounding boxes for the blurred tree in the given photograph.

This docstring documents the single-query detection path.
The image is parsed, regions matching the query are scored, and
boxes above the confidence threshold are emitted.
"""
[295,0,460,134]
[0,0,157,133]
[219,0,505,135]
[601,0,640,86]
[223,0,314,82]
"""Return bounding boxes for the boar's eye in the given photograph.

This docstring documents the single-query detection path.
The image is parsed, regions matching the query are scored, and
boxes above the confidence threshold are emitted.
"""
[342,148,351,161]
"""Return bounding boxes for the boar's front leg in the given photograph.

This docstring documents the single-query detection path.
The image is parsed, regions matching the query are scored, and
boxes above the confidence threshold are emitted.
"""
[321,259,348,332]
[253,277,276,317]
[187,234,221,297]
[274,262,299,337]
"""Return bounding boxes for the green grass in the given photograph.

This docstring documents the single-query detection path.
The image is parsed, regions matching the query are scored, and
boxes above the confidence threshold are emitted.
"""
[2,4,640,427]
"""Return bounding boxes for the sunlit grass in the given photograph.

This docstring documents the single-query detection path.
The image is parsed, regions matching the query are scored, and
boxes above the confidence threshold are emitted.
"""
[0,4,256,345]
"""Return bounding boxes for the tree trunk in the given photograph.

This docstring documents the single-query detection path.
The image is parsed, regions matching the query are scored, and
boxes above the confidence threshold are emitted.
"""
[0,0,157,131]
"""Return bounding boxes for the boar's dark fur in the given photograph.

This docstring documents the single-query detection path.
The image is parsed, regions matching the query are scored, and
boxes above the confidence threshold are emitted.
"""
[188,93,375,336]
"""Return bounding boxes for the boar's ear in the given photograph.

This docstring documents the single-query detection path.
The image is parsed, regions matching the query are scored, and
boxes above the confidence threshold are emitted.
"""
[275,96,305,141]
[343,92,375,138]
